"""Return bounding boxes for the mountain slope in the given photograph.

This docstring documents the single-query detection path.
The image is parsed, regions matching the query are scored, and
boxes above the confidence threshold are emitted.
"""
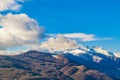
[61,47,120,79]
[0,50,113,80]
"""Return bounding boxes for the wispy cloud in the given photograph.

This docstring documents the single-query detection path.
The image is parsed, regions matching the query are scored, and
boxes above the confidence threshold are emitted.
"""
[63,33,97,41]
[99,38,114,40]
[47,33,113,42]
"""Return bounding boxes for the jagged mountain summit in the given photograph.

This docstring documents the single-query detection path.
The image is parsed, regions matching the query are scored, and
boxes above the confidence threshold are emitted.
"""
[52,46,120,58]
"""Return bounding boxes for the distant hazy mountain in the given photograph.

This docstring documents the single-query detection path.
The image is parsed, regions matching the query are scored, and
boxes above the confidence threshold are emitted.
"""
[0,50,114,80]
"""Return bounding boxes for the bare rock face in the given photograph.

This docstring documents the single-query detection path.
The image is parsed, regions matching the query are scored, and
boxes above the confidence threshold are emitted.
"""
[0,50,113,80]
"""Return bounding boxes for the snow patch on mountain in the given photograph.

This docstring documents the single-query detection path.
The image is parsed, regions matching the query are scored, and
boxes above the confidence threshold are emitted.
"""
[92,55,103,63]
[114,53,120,58]
[63,47,88,55]
[91,46,111,56]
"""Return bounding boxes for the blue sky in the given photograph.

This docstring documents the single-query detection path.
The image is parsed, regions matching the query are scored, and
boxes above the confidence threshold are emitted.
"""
[0,0,120,52]
[20,0,120,34]
[20,0,120,52]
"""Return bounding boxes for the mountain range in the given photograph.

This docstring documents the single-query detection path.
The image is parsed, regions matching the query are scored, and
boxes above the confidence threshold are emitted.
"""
[0,46,120,80]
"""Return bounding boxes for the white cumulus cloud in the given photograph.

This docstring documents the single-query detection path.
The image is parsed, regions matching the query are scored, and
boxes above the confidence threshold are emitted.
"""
[0,13,44,50]
[40,34,79,52]
[0,0,26,11]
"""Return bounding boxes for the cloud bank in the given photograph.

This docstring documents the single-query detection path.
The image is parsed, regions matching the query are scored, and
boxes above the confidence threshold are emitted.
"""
[0,0,26,11]
[63,33,113,41]
[0,13,44,50]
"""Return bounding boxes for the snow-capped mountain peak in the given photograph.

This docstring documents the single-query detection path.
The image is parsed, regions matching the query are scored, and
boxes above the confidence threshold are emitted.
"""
[61,46,120,64]
[91,46,111,56]
[62,45,90,54]
[114,52,120,58]
[64,48,87,55]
